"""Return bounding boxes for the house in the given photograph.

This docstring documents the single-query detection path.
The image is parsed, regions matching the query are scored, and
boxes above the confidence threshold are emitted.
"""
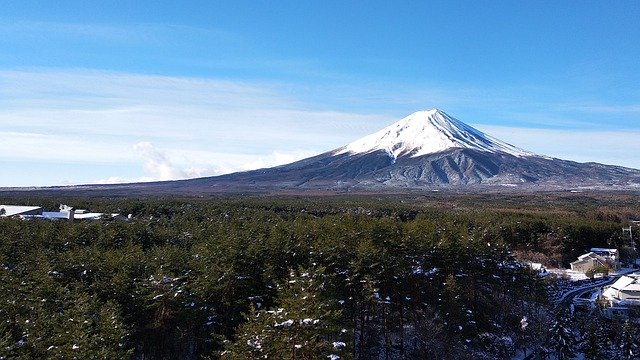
[601,274,640,322]
[570,253,611,273]
[570,248,620,273]
[590,248,620,266]
[603,274,640,302]
[41,204,78,220]
[0,205,43,217]
[21,204,123,221]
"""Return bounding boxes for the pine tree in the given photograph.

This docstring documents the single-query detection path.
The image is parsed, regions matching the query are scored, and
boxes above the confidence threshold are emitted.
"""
[615,321,639,360]
[548,311,576,360]
[221,266,349,360]
[580,317,607,360]
[582,328,605,360]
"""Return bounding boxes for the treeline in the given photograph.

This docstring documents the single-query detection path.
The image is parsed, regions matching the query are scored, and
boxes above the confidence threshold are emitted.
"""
[0,196,636,359]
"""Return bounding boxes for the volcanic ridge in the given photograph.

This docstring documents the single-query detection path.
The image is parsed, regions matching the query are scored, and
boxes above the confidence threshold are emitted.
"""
[163,109,640,193]
[8,109,640,195]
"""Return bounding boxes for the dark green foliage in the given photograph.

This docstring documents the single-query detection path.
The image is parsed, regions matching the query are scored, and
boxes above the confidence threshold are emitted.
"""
[615,321,640,360]
[549,311,577,360]
[221,266,347,359]
[0,194,636,359]
[580,317,608,360]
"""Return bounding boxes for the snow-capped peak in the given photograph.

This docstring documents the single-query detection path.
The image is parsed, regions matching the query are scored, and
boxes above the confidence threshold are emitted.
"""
[335,109,536,159]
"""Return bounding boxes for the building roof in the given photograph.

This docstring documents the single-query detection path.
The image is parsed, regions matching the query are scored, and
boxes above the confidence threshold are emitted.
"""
[622,284,640,292]
[610,276,636,291]
[39,211,113,220]
[73,213,107,220]
[40,212,71,219]
[0,205,42,217]
[591,248,618,253]
[603,275,640,301]
[590,248,619,257]
[7,203,122,221]
[603,287,617,298]
[577,252,598,261]
[571,252,607,265]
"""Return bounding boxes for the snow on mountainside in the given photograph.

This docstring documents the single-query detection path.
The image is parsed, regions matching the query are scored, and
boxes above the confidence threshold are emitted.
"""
[336,109,537,160]
[20,108,640,195]
[182,108,640,191]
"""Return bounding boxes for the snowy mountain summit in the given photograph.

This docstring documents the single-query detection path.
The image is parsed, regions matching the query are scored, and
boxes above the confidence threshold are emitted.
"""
[337,109,535,160]
[86,108,640,193]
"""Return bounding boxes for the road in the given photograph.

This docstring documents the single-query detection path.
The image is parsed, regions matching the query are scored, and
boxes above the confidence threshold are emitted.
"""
[523,274,629,360]
[557,271,634,309]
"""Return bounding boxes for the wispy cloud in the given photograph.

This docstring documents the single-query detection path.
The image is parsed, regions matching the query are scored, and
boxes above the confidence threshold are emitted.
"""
[0,69,390,185]
[0,131,132,163]
[133,142,186,181]
[0,20,237,47]
[476,124,640,169]
[564,104,640,114]
[3,68,639,186]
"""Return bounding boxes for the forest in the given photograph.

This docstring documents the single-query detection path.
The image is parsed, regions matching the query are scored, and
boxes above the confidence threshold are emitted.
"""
[1,192,639,359]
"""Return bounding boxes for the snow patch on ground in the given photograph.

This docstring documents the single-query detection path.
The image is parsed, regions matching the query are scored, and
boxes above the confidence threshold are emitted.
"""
[547,268,589,281]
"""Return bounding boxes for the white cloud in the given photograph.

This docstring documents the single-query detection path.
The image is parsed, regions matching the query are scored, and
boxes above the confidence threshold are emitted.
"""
[133,141,186,181]
[475,124,640,169]
[2,68,640,186]
[566,104,640,114]
[0,69,394,185]
[0,131,132,163]
[0,69,391,144]
[92,143,317,184]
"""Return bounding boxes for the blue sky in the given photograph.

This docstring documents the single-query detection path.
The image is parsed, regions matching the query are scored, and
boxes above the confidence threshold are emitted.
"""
[1,1,640,186]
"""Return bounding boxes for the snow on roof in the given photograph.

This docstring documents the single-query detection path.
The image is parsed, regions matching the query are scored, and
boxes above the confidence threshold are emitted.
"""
[0,205,42,216]
[622,284,640,292]
[579,252,594,260]
[590,248,618,255]
[41,211,107,220]
[603,287,617,299]
[610,276,636,291]
[628,272,640,279]
[73,213,107,220]
[8,203,121,221]
[41,212,71,219]
[574,252,601,262]
[591,248,617,252]
[528,262,544,270]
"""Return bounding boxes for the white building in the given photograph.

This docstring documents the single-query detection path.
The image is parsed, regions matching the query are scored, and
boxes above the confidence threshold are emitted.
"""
[0,205,43,217]
[570,248,620,273]
[603,274,640,303]
[19,204,122,221]
[590,248,620,264]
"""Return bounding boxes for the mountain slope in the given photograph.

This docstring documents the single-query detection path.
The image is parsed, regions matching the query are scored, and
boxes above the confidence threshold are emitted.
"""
[335,109,535,159]
[14,109,638,195]
[192,109,640,191]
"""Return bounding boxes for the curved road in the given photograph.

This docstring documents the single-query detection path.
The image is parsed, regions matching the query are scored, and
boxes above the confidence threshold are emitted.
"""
[523,274,629,360]
[557,273,631,309]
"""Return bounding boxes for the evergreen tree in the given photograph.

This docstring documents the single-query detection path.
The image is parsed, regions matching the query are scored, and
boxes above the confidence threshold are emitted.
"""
[580,316,608,360]
[221,266,349,360]
[548,311,576,360]
[615,321,639,360]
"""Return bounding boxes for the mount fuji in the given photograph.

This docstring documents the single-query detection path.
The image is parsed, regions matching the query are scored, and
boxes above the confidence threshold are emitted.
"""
[157,108,640,192]
[13,109,640,195]
[335,109,535,160]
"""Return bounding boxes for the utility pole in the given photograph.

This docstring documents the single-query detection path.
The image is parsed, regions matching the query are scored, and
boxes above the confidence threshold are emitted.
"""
[623,226,635,251]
